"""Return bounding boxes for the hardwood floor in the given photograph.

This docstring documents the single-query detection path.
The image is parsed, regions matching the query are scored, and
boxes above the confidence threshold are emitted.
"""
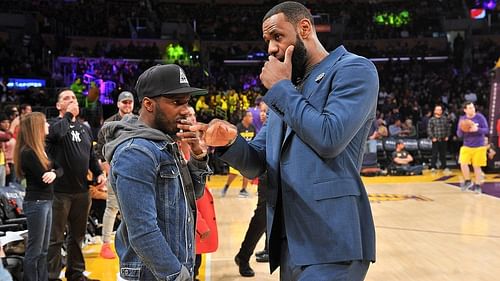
[77,171,500,280]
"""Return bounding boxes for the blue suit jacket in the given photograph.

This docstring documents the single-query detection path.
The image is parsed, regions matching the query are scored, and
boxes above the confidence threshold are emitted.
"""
[221,46,378,272]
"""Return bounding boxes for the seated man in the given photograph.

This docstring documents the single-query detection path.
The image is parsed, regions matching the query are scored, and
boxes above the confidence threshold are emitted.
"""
[391,140,423,175]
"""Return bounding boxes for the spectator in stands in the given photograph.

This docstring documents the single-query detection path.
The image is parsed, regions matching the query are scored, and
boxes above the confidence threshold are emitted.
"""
[234,102,270,278]
[183,106,219,281]
[1,86,18,104]
[248,96,263,133]
[366,120,379,153]
[457,101,489,194]
[95,91,135,259]
[402,119,417,138]
[14,112,63,281]
[0,113,14,187]
[376,118,389,139]
[4,106,19,123]
[221,111,256,198]
[46,89,105,281]
[419,110,432,138]
[9,103,33,138]
[0,77,9,103]
[392,140,423,175]
[2,119,16,187]
[497,117,500,148]
[389,119,404,137]
[5,104,31,185]
[427,105,450,172]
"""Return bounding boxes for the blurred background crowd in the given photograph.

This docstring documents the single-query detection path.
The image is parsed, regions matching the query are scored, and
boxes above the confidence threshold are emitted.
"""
[1,0,500,172]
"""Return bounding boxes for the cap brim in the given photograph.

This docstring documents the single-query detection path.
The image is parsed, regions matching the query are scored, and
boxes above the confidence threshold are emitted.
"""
[166,87,208,96]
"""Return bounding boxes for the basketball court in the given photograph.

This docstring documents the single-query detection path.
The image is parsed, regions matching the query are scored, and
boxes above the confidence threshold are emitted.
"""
[77,170,500,281]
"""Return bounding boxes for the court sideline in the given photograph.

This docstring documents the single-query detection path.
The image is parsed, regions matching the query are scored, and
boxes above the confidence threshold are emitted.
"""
[76,170,500,281]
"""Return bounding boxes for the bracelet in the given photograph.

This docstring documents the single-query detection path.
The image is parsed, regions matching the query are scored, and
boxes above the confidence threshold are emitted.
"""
[191,150,208,160]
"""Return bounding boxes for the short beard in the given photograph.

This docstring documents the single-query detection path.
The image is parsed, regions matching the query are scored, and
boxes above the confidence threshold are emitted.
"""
[153,102,176,137]
[291,35,308,84]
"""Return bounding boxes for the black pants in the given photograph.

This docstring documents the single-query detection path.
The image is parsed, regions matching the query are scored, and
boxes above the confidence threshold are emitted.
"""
[47,192,91,280]
[431,140,448,169]
[194,254,202,278]
[237,179,267,262]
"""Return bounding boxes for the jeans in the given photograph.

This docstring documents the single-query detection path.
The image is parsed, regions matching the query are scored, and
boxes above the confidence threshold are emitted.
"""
[0,261,13,281]
[0,165,5,187]
[101,181,119,243]
[47,192,91,280]
[397,165,424,175]
[23,200,53,281]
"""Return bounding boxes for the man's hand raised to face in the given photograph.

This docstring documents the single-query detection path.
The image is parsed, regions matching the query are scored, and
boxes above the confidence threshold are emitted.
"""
[260,45,294,89]
[67,102,79,118]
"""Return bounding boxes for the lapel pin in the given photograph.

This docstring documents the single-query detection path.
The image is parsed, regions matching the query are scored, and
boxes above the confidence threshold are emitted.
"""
[315,73,325,83]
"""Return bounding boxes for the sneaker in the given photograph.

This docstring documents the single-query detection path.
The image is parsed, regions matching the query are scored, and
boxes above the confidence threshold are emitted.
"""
[100,243,116,259]
[238,189,249,198]
[221,185,229,197]
[474,185,482,194]
[479,173,486,184]
[461,180,473,192]
[430,168,436,174]
[443,168,451,175]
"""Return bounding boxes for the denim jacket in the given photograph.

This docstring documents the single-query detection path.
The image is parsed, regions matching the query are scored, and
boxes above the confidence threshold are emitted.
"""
[104,115,210,281]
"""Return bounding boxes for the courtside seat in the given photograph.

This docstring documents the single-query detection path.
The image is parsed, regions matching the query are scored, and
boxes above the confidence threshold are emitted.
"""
[418,138,433,164]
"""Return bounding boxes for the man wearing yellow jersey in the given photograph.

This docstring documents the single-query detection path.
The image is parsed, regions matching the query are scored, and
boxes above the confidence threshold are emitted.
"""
[222,111,256,198]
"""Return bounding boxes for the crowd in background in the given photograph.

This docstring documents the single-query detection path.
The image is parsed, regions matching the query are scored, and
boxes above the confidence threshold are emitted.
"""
[1,0,500,170]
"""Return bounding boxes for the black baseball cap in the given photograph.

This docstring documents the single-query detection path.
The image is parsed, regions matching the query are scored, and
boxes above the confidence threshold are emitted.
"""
[135,64,207,101]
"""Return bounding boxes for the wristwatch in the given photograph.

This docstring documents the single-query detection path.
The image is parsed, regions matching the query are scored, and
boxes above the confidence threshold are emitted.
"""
[191,150,207,160]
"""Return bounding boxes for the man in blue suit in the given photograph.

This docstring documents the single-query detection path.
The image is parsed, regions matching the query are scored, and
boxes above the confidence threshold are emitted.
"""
[201,2,377,280]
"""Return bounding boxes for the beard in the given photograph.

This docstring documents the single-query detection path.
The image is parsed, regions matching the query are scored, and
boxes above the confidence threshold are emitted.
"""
[154,103,177,137]
[290,35,308,84]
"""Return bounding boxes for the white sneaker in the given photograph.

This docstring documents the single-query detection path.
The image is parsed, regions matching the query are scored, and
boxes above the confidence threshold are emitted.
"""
[461,181,474,192]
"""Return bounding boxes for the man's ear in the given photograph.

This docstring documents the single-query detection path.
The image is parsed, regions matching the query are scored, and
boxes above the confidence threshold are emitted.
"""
[56,102,61,111]
[298,18,313,39]
[142,97,154,112]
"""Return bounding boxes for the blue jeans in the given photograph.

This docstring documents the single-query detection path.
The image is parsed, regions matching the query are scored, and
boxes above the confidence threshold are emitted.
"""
[0,165,5,187]
[0,260,13,281]
[23,200,53,281]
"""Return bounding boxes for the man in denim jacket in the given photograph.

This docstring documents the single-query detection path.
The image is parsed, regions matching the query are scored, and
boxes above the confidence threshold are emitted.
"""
[101,64,211,281]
